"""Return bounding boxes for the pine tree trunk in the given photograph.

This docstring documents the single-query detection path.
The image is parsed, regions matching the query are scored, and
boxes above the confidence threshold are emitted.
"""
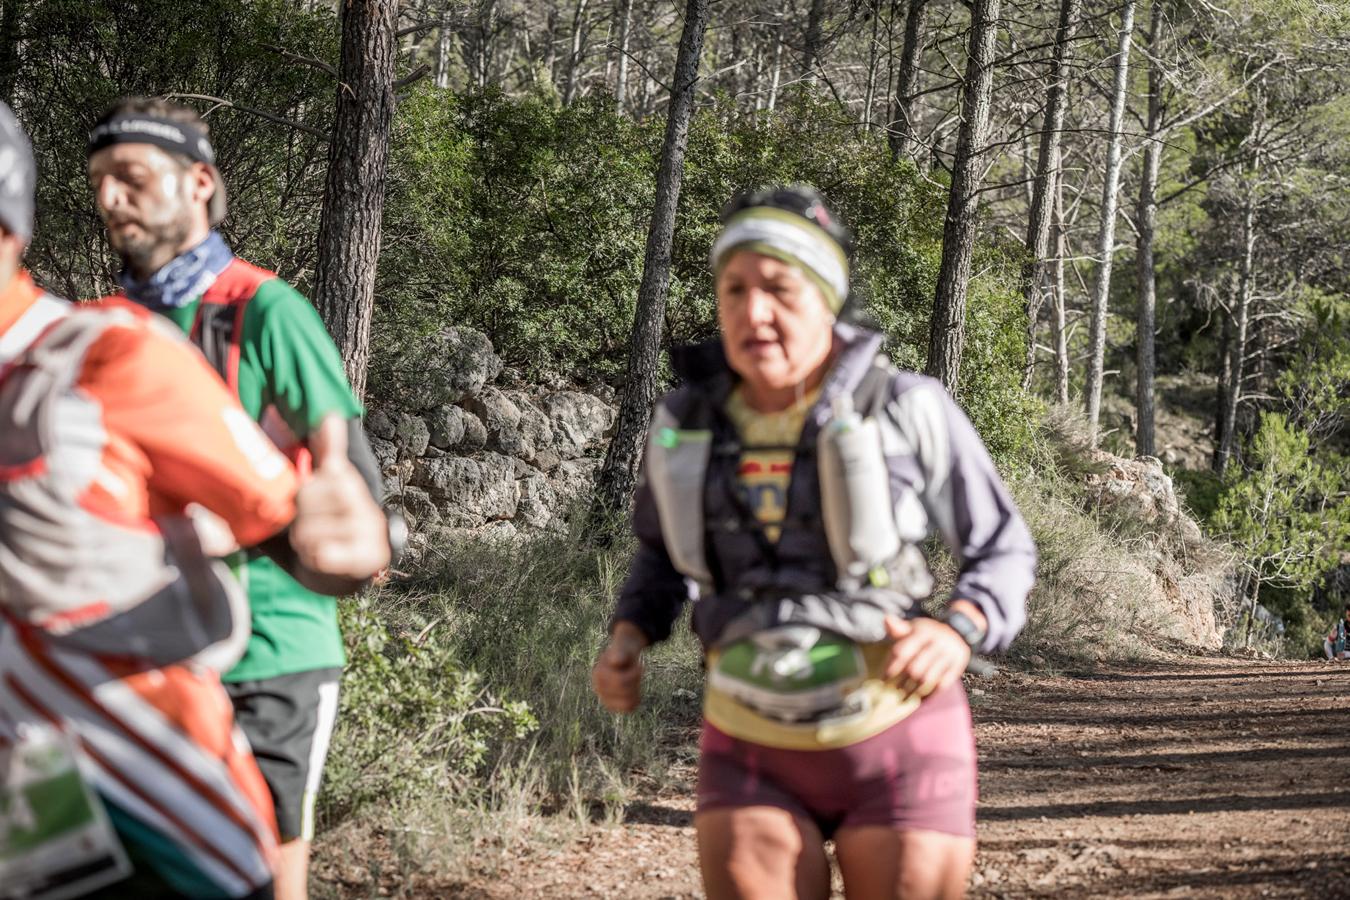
[1215,191,1256,474]
[1020,0,1079,391]
[1134,0,1164,457]
[1082,0,1136,445]
[863,0,883,129]
[1052,162,1071,406]
[888,0,928,161]
[591,0,710,523]
[314,0,397,402]
[615,0,633,113]
[802,0,826,84]
[434,22,453,88]
[1212,306,1231,467]
[924,0,1001,392]
[767,29,783,111]
[562,0,589,104]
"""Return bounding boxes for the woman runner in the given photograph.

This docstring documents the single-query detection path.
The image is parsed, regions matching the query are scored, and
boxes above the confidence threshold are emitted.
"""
[593,187,1036,899]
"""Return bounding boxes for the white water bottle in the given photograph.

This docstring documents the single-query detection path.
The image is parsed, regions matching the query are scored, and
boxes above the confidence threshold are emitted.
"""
[818,393,902,587]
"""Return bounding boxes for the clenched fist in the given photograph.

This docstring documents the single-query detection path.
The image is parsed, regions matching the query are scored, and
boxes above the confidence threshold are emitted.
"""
[592,621,650,713]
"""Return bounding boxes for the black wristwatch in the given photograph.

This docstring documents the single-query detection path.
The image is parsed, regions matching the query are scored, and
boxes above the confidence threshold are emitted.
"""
[941,608,986,650]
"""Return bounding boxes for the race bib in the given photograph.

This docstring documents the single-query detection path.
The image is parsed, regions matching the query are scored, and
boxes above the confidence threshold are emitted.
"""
[708,626,868,723]
[0,725,131,900]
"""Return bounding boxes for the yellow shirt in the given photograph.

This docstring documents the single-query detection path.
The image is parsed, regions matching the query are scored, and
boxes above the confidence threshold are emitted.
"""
[709,385,919,750]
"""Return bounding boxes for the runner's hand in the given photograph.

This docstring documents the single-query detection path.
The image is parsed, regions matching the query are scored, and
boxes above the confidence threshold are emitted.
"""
[593,622,649,713]
[290,417,390,580]
[882,615,971,699]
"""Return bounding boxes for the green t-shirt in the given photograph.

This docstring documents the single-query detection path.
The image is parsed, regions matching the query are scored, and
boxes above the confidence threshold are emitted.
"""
[158,276,364,682]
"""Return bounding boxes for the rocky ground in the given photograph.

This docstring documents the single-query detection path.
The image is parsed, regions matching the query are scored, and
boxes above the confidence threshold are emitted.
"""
[316,655,1350,899]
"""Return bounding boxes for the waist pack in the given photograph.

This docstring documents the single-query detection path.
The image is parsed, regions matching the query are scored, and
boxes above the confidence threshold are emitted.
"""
[0,309,248,670]
[707,625,871,723]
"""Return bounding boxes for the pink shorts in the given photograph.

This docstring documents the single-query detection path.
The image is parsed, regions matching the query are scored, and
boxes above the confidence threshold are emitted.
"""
[696,682,977,838]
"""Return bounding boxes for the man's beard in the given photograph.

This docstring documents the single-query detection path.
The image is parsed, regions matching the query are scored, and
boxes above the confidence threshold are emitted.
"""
[108,211,193,277]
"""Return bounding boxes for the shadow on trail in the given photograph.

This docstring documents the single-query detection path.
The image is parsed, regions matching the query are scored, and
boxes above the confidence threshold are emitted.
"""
[980,789,1343,822]
[623,802,694,828]
[984,743,1350,771]
[981,707,1339,730]
[1084,852,1346,896]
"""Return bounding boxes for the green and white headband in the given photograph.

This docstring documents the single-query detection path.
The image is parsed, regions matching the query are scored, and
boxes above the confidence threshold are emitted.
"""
[710,206,850,314]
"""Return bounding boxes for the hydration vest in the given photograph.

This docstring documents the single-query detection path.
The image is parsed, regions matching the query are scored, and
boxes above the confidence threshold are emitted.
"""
[0,291,67,364]
[0,308,250,671]
[643,352,935,613]
[186,258,312,472]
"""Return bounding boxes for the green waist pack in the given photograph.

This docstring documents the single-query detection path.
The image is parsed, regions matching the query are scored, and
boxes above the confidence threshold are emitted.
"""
[708,626,868,723]
[1,724,131,900]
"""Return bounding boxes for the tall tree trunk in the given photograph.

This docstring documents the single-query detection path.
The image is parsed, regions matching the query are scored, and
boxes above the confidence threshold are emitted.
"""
[924,0,1002,392]
[591,0,710,522]
[767,28,784,111]
[434,22,453,88]
[801,0,826,84]
[1082,0,1136,445]
[888,0,928,161]
[0,0,23,105]
[1215,189,1256,473]
[1020,0,1080,391]
[314,0,397,402]
[863,0,883,129]
[1052,160,1071,405]
[1212,305,1231,467]
[615,0,634,112]
[562,0,589,104]
[1134,0,1164,457]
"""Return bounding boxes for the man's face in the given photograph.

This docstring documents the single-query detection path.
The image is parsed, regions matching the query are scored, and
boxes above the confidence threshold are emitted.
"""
[88,143,211,276]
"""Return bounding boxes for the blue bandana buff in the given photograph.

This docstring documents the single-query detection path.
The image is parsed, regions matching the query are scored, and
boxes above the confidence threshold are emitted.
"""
[118,230,234,310]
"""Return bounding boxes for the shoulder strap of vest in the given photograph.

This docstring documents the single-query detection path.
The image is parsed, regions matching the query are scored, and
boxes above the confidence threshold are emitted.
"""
[852,353,896,419]
[191,259,274,393]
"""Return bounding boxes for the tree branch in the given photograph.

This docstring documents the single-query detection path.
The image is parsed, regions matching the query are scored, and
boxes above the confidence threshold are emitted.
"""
[163,93,327,140]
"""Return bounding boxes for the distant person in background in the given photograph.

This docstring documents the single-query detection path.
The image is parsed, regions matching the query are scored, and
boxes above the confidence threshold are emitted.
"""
[593,186,1035,899]
[1324,604,1350,661]
[87,96,400,900]
[0,99,68,361]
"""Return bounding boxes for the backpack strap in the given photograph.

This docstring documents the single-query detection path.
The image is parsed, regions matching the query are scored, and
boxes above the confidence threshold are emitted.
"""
[190,259,274,393]
[852,353,896,419]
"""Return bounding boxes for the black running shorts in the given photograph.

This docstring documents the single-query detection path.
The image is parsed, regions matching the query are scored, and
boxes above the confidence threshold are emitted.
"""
[225,667,342,842]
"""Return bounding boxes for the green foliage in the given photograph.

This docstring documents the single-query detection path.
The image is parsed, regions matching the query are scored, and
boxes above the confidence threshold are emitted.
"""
[321,594,537,825]
[15,0,337,297]
[376,89,1034,463]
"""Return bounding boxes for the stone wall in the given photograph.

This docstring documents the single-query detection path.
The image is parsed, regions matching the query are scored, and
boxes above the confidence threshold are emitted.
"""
[366,326,615,556]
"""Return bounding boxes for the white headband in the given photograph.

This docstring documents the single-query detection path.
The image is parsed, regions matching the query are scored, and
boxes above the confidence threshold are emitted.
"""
[710,211,849,310]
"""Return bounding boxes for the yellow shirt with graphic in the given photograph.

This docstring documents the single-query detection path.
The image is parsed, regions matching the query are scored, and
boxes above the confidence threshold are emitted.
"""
[707,386,920,751]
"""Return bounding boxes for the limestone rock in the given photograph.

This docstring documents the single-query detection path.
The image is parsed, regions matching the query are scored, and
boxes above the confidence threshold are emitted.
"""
[395,487,441,531]
[365,408,396,442]
[502,390,555,463]
[428,404,468,451]
[515,472,557,530]
[460,409,488,452]
[384,326,503,410]
[543,392,615,459]
[410,452,517,526]
[463,387,524,457]
[395,413,431,458]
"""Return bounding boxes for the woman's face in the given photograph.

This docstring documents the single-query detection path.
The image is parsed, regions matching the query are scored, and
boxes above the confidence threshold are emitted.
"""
[716,250,835,396]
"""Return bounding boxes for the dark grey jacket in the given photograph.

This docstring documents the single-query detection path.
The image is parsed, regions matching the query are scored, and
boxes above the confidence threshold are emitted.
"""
[613,323,1036,655]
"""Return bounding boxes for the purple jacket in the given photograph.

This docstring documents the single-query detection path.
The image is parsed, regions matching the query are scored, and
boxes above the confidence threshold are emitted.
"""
[612,323,1036,655]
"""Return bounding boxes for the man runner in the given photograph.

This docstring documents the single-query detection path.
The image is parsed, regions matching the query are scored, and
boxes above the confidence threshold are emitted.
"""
[87,97,397,900]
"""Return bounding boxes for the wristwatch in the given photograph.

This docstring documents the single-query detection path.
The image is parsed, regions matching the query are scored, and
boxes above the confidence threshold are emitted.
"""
[941,608,986,650]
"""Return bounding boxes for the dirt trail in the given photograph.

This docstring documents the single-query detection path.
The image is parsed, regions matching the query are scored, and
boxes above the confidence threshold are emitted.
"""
[323,656,1350,898]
